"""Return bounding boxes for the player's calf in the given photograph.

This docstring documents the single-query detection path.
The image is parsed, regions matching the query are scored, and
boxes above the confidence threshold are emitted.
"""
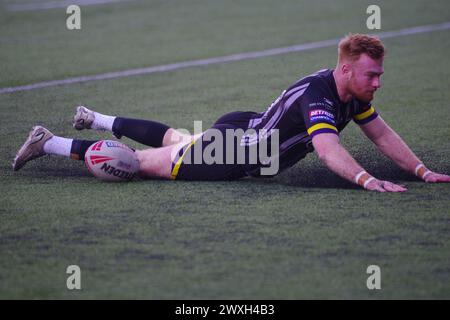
[13,125,179,181]
[73,105,186,148]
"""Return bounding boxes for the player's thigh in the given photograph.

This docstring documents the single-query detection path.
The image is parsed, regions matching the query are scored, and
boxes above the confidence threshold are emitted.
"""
[172,125,247,181]
[136,144,184,179]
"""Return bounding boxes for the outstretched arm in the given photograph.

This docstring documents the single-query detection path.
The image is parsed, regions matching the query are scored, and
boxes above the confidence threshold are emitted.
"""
[359,116,450,183]
[312,133,407,192]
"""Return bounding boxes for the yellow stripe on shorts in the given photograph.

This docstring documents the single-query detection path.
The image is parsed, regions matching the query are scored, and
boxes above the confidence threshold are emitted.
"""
[170,139,197,180]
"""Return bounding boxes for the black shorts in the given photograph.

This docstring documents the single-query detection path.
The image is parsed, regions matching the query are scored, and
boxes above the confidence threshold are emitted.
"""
[171,111,259,181]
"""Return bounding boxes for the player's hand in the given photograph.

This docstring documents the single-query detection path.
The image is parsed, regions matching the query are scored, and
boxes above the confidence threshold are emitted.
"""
[423,171,450,183]
[365,178,407,193]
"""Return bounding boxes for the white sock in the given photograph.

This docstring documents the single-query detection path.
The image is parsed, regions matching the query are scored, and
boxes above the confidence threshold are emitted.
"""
[43,136,73,158]
[92,112,116,131]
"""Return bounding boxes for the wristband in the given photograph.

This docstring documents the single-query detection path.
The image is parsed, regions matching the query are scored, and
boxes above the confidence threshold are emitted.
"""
[414,163,432,180]
[354,170,374,188]
[363,177,376,189]
[354,170,366,184]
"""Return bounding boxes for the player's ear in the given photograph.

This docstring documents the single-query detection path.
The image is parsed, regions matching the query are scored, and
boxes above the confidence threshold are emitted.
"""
[341,62,351,76]
[340,62,355,83]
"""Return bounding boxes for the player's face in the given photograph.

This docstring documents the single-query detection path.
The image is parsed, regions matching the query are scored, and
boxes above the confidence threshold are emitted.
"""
[348,54,384,102]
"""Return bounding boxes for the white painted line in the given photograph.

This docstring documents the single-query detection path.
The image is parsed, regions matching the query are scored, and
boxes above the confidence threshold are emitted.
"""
[1,21,450,95]
[6,0,133,12]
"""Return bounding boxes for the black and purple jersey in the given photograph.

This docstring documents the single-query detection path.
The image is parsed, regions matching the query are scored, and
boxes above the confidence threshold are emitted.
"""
[239,68,378,174]
[172,69,379,180]
[246,68,377,141]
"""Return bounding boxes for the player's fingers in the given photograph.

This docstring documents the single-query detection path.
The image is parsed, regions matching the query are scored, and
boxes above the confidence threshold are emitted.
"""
[436,174,450,182]
[387,185,407,192]
[425,175,441,183]
[424,173,450,183]
[394,185,407,192]
[392,182,407,191]
[373,185,386,192]
[382,182,406,192]
[381,181,406,192]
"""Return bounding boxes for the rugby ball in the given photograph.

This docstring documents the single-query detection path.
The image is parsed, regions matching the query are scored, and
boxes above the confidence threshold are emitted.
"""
[84,140,139,182]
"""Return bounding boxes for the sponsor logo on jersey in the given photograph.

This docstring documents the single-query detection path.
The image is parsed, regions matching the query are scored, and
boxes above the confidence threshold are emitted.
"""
[309,109,334,118]
[310,115,336,124]
[308,102,334,110]
[309,109,335,124]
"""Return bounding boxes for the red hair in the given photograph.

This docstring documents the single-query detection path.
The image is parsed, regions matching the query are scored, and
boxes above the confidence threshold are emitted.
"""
[338,33,385,63]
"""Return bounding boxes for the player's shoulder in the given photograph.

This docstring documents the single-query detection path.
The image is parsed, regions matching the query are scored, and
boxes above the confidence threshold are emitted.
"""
[289,69,337,110]
[296,68,333,85]
[293,69,335,97]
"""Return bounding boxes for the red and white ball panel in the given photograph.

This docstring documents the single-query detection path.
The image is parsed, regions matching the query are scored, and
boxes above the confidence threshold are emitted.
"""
[84,140,140,182]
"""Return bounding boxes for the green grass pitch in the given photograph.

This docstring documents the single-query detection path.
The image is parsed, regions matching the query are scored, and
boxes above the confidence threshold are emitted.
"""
[0,0,449,299]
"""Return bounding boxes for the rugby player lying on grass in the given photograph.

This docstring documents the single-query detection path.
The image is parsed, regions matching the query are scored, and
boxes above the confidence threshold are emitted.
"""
[13,34,450,192]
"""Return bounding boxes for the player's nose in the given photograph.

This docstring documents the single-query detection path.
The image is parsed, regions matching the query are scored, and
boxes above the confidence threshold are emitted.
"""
[372,77,381,89]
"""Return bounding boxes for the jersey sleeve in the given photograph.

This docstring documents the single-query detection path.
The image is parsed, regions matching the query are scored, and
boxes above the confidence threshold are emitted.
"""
[353,102,378,125]
[299,84,339,138]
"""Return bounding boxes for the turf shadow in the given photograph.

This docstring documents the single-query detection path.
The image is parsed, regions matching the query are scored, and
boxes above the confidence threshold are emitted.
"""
[251,156,447,189]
